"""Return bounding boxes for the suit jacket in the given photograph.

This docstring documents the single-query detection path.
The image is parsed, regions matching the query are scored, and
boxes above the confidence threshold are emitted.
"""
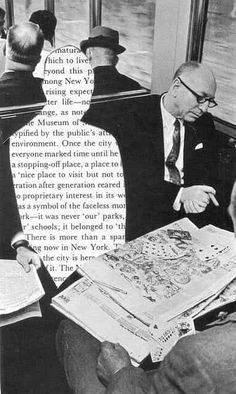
[82,94,218,241]
[106,312,236,394]
[56,310,236,394]
[0,72,67,393]
[0,71,46,258]
[92,65,142,96]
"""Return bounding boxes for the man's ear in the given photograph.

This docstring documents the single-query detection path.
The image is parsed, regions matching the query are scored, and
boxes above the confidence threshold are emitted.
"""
[114,54,119,67]
[173,77,181,89]
[86,47,92,61]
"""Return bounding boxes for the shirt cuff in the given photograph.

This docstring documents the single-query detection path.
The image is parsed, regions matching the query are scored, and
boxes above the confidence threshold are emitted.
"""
[11,232,27,248]
[173,187,183,211]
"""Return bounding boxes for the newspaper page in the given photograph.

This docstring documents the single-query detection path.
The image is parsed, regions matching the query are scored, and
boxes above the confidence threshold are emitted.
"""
[52,275,195,364]
[77,218,236,321]
[0,259,44,315]
[192,278,236,319]
[0,302,41,328]
[52,276,156,364]
[181,224,236,318]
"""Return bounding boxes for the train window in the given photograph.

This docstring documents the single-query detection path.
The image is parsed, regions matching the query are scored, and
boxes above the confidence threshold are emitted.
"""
[101,0,156,89]
[0,1,6,21]
[55,1,89,48]
[201,0,236,125]
[0,1,89,49]
[0,1,154,93]
[14,1,45,21]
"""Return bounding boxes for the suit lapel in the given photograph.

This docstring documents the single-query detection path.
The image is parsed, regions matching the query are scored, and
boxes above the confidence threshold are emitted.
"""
[183,122,198,167]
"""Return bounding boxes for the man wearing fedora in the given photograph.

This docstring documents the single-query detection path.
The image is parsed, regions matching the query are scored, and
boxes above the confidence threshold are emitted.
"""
[80,25,142,96]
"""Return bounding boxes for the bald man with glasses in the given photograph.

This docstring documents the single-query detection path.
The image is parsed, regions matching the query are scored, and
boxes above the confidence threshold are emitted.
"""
[56,62,226,393]
[160,61,219,221]
[82,61,221,240]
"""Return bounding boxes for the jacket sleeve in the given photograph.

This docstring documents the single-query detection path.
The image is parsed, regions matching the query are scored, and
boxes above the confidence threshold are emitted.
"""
[106,366,151,394]
[0,140,22,257]
[105,334,216,394]
[149,335,217,394]
[185,113,218,188]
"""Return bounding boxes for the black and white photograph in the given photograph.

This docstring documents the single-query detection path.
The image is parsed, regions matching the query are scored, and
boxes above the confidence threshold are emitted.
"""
[1,1,236,393]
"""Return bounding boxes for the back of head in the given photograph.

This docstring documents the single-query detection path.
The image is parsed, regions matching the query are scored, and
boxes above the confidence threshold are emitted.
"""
[6,22,44,67]
[29,10,57,46]
[86,46,118,68]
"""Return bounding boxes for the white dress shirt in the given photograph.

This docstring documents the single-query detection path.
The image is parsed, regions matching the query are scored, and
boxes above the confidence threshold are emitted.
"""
[160,95,185,210]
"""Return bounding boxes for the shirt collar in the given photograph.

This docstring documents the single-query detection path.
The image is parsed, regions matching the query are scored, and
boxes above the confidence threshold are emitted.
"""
[161,94,183,128]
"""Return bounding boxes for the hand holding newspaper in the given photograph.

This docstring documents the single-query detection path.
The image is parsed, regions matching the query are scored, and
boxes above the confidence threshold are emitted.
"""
[0,259,44,326]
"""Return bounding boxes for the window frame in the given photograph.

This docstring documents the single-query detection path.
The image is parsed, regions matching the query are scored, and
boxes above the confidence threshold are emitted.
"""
[186,0,236,138]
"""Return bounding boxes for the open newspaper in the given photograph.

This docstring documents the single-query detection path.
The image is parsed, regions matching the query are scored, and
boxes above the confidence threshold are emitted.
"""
[183,225,236,319]
[52,277,155,363]
[0,259,44,326]
[51,218,236,363]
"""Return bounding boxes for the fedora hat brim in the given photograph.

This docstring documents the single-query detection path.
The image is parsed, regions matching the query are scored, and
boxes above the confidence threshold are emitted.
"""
[80,36,126,55]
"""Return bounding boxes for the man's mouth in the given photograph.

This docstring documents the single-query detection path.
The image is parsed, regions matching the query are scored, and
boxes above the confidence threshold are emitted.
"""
[190,112,202,119]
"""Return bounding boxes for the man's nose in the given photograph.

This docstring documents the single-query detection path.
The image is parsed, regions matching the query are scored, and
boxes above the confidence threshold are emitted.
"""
[198,101,209,113]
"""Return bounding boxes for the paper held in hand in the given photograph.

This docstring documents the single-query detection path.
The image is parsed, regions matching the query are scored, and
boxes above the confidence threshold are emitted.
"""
[0,259,44,322]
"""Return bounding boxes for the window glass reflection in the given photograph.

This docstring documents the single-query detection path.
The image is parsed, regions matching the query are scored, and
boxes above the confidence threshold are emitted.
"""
[55,0,89,48]
[102,0,156,89]
[14,1,45,21]
[2,1,89,51]
[202,0,236,124]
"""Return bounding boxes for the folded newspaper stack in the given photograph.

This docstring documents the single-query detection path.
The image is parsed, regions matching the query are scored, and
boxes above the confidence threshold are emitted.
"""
[179,224,236,320]
[0,259,44,327]
[52,218,236,364]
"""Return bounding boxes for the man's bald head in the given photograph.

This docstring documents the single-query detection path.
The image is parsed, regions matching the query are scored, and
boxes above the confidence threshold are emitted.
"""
[173,61,217,95]
[6,22,44,68]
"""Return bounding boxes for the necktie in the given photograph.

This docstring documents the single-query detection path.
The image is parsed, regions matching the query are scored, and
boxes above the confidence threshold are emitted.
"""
[166,119,181,185]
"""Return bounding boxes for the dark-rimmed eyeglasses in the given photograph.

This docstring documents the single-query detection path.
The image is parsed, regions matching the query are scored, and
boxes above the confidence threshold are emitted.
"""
[178,77,217,108]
